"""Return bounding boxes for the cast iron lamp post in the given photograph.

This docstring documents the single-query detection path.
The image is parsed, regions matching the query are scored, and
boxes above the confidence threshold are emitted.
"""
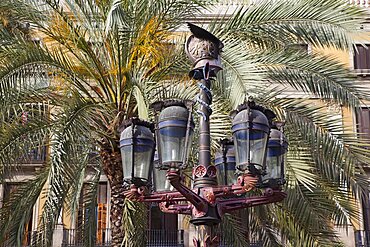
[120,23,288,247]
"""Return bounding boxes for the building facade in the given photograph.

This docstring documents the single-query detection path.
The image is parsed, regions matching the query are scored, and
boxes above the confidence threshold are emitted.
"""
[2,1,370,247]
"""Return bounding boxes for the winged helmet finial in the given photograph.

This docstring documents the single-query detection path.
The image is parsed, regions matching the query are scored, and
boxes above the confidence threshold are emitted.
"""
[185,22,223,79]
[186,22,223,49]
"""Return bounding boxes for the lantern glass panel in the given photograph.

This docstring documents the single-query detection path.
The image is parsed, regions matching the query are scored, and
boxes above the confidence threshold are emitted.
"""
[265,147,283,179]
[159,122,193,165]
[153,167,174,192]
[121,145,133,180]
[263,128,288,185]
[216,164,225,184]
[234,129,268,171]
[215,144,237,186]
[226,165,237,185]
[120,125,154,182]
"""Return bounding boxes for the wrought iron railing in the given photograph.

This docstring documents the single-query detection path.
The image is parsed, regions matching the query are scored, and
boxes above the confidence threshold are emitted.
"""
[7,229,264,247]
[61,228,184,247]
[350,0,370,7]
[17,146,47,164]
[62,228,111,247]
[26,147,47,163]
[219,236,262,247]
[146,229,184,247]
[219,0,370,7]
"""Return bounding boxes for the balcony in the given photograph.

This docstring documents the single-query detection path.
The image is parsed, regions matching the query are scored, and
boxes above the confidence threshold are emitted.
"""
[15,146,47,165]
[1,228,265,247]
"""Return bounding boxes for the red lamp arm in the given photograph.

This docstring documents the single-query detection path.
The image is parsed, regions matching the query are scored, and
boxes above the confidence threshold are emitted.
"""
[167,170,208,213]
[217,189,286,215]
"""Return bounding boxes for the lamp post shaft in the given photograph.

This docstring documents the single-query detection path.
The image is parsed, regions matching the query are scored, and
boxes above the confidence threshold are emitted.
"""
[194,77,217,188]
[190,73,220,247]
[198,78,211,167]
[184,23,224,247]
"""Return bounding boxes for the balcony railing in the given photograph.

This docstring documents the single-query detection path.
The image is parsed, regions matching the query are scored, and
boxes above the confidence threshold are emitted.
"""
[15,147,47,164]
[219,0,370,7]
[8,229,264,247]
[62,228,111,247]
[61,228,184,247]
[350,0,370,7]
[147,229,184,247]
[219,234,263,247]
[26,147,47,163]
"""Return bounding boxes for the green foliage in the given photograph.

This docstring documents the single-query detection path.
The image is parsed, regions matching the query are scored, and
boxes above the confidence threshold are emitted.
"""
[122,199,148,247]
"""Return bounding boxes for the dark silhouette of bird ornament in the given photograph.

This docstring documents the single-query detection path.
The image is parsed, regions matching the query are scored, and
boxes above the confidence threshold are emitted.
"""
[185,22,224,79]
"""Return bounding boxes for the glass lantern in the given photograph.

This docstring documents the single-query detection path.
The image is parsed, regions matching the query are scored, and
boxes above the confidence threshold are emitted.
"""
[153,152,174,192]
[263,128,288,188]
[119,119,155,186]
[157,103,194,168]
[215,140,237,186]
[232,104,271,175]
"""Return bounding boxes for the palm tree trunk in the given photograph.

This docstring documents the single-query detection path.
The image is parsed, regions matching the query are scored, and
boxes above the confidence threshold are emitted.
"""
[100,145,148,247]
[100,146,125,247]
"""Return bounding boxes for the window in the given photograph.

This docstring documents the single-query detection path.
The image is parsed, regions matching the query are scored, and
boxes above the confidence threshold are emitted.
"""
[148,206,179,245]
[15,103,49,164]
[76,182,109,244]
[97,183,108,244]
[356,108,370,140]
[355,108,370,247]
[354,44,370,74]
[3,183,34,246]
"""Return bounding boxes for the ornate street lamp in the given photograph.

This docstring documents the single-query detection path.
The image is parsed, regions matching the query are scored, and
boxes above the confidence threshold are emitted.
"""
[263,127,288,188]
[120,23,288,247]
[214,139,237,186]
[119,118,155,187]
[155,100,194,169]
[151,100,194,192]
[231,102,274,176]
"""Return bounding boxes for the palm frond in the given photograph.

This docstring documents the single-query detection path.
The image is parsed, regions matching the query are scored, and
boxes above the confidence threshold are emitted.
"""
[222,0,366,50]
[263,50,369,108]
[221,213,250,247]
[122,199,148,247]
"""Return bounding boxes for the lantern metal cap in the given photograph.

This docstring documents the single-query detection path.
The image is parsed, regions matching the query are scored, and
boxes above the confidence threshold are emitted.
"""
[120,117,155,133]
[219,138,233,146]
[154,99,195,126]
[150,99,194,112]
[233,101,276,121]
[120,125,155,143]
[159,106,192,123]
[269,127,288,151]
[232,108,269,128]
[269,128,287,142]
[231,101,276,132]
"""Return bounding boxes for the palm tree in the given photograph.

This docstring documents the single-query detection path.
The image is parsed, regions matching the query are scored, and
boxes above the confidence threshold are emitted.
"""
[0,0,208,246]
[0,0,369,246]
